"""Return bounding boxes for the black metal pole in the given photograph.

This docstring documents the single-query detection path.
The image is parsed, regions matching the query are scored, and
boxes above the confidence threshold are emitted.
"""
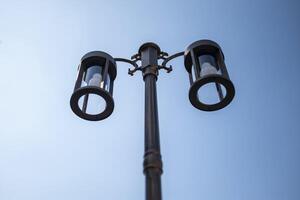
[140,43,163,200]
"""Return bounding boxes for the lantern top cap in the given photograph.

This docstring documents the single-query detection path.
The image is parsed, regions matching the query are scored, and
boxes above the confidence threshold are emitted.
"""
[138,42,161,55]
[185,39,224,59]
[80,51,117,80]
[81,51,116,65]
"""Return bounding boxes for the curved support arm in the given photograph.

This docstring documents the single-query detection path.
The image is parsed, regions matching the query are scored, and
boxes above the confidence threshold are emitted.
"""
[114,57,142,76]
[161,51,184,68]
[114,58,139,69]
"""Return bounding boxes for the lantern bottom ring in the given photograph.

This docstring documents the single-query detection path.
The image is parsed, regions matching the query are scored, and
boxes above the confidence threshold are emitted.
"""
[70,86,114,121]
[189,75,235,111]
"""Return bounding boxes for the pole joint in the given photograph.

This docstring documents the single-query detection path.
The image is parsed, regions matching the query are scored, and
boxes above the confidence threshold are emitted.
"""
[143,149,163,174]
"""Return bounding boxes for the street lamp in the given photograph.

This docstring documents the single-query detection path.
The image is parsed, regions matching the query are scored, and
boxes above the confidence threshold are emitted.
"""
[184,40,235,111]
[70,51,116,121]
[70,39,235,200]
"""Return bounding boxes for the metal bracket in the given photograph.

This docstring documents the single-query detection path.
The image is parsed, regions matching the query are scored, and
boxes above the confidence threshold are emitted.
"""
[158,51,169,60]
[131,53,141,62]
[158,65,172,73]
[128,66,142,76]
[114,57,142,76]
[161,51,184,69]
[114,51,184,76]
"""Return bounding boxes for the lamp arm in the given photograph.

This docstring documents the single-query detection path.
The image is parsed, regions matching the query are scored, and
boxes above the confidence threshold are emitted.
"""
[114,58,139,68]
[161,51,184,68]
[114,57,141,76]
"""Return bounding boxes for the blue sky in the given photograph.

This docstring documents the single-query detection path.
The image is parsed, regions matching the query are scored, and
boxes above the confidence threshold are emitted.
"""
[0,0,299,199]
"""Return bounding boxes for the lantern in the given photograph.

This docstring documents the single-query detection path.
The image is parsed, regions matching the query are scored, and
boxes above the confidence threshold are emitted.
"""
[70,51,117,121]
[184,40,235,111]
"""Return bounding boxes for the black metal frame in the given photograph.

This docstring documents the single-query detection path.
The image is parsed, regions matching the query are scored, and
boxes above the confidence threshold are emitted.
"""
[70,51,116,121]
[184,40,235,111]
[70,40,235,200]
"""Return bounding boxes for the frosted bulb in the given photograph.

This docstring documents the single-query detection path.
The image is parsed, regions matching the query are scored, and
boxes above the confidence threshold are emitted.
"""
[81,81,87,87]
[88,73,102,86]
[200,62,218,77]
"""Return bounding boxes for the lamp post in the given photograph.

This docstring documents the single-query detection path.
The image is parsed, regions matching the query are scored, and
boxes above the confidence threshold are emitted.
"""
[70,40,235,200]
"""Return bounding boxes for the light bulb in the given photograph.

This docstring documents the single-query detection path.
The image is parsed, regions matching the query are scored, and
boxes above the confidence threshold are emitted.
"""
[200,62,218,77]
[81,81,87,87]
[88,73,102,87]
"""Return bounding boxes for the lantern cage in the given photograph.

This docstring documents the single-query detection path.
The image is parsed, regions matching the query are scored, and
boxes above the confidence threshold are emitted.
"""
[184,40,235,111]
[70,51,117,121]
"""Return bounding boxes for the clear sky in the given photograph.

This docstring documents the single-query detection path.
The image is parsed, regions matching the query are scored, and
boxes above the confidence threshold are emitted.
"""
[0,0,299,199]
